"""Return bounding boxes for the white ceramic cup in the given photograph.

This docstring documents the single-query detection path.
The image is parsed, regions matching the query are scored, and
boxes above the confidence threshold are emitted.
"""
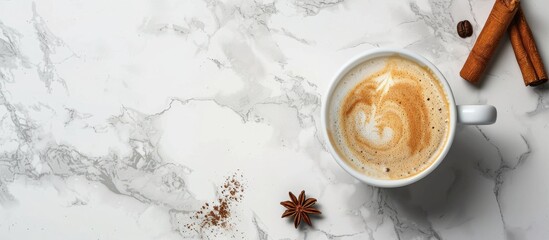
[321,48,497,188]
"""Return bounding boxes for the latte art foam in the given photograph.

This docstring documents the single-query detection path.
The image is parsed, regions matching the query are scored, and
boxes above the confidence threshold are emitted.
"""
[328,56,450,179]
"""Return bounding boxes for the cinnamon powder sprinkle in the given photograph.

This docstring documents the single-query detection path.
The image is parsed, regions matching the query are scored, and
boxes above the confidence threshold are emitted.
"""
[184,173,245,234]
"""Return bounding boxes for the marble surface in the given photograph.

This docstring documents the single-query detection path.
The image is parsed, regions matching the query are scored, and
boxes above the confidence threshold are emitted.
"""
[1,0,548,239]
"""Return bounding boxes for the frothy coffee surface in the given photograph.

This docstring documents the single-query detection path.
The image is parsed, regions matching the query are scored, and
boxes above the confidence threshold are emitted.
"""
[328,56,450,179]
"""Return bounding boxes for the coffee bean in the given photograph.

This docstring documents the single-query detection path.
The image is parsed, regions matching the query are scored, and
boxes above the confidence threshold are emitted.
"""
[457,20,473,38]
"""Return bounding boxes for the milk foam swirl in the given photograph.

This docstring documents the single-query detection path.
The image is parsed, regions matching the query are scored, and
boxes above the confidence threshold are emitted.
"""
[330,56,450,179]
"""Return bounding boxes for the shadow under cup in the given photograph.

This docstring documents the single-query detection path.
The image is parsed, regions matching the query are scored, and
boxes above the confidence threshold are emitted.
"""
[321,48,458,188]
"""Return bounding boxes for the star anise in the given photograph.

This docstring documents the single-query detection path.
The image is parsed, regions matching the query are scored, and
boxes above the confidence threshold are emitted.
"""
[280,191,321,228]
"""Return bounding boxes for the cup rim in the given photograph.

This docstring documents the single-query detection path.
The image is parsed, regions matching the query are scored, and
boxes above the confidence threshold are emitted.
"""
[321,48,457,188]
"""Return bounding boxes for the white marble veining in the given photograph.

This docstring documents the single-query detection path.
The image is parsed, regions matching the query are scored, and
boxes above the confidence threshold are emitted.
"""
[1,0,548,239]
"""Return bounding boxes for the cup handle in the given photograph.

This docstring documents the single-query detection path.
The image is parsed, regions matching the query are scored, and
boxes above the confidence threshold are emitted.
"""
[456,105,497,125]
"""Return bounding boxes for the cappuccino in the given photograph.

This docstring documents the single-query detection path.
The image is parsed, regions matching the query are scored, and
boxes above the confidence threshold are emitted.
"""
[327,56,450,179]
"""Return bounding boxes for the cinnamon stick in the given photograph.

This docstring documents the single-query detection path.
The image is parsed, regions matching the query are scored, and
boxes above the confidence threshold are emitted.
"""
[460,0,520,84]
[509,15,537,85]
[509,7,548,86]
